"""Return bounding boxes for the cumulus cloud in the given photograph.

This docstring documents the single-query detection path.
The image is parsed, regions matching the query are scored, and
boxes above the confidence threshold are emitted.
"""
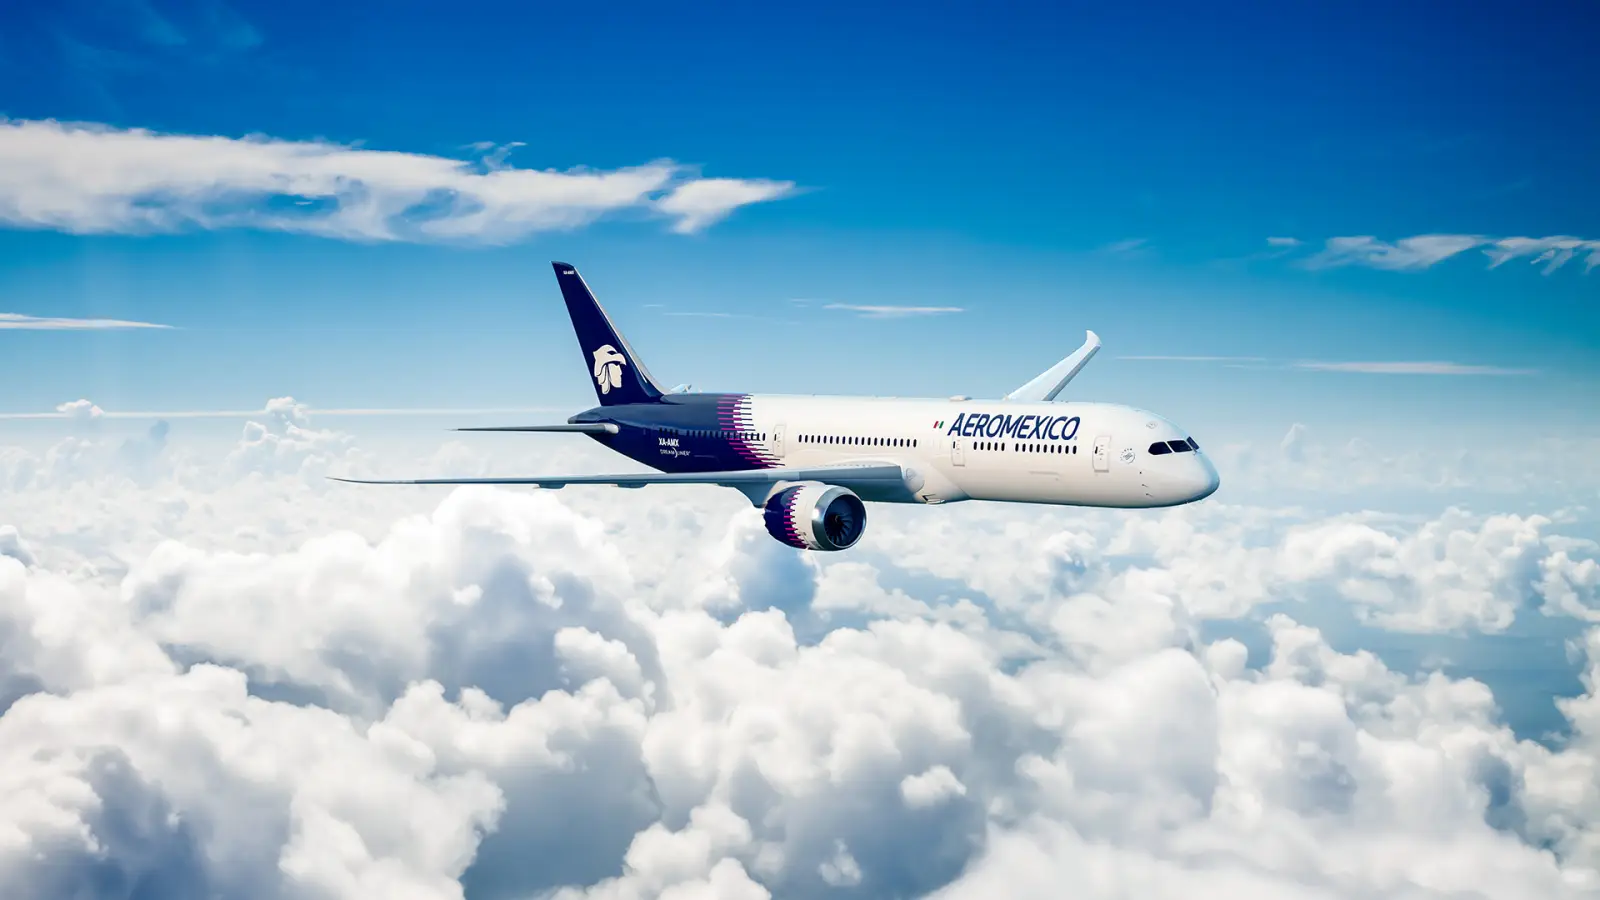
[0,119,795,242]
[55,398,104,421]
[1276,510,1561,632]
[1301,233,1600,274]
[224,396,358,479]
[1,420,1599,898]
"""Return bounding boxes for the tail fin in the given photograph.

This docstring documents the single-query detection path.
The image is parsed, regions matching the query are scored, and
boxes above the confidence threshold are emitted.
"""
[552,262,665,406]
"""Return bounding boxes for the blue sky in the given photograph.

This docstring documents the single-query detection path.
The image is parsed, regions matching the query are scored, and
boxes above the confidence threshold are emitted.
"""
[0,0,1595,437]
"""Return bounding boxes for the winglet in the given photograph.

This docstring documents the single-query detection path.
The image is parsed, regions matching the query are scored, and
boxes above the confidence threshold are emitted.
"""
[1004,330,1101,402]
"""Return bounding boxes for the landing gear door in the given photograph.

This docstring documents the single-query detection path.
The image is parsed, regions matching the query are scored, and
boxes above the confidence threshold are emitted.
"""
[1092,434,1111,472]
[951,438,966,467]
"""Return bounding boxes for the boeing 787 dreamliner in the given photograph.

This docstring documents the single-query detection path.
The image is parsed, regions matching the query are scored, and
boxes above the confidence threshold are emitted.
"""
[333,262,1220,551]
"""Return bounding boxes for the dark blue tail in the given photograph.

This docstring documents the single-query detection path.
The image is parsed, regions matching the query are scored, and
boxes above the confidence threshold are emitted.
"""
[552,262,665,406]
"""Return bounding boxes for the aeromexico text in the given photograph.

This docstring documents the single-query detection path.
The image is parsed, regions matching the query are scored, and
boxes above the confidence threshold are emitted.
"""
[944,413,1081,440]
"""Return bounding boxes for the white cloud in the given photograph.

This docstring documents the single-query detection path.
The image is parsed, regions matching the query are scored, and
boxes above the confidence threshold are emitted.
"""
[822,303,964,319]
[55,399,104,421]
[1118,355,1274,363]
[0,418,1599,897]
[1300,233,1600,274]
[1266,236,1302,247]
[1485,236,1600,274]
[900,765,968,809]
[1276,510,1560,632]
[1118,357,1537,376]
[817,840,863,888]
[1293,361,1538,376]
[223,396,360,479]
[1099,238,1149,254]
[1305,234,1489,271]
[654,178,796,234]
[0,313,171,330]
[0,119,794,242]
[1280,423,1308,462]
[0,405,562,421]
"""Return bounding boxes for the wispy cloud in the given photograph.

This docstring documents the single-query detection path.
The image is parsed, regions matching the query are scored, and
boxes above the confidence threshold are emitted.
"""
[1482,236,1600,274]
[0,119,795,243]
[1305,234,1488,271]
[0,312,172,329]
[654,178,797,234]
[1294,361,1538,376]
[0,405,566,420]
[1119,355,1537,376]
[1098,238,1149,256]
[656,309,800,325]
[1299,233,1600,274]
[1119,355,1272,363]
[823,303,964,319]
[1265,236,1301,248]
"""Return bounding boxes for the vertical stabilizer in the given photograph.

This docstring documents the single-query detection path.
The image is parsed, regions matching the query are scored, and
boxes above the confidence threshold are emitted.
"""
[551,262,666,406]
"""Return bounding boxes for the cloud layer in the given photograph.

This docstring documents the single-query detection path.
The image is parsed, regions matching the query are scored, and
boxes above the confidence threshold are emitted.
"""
[1,405,1599,898]
[0,119,795,242]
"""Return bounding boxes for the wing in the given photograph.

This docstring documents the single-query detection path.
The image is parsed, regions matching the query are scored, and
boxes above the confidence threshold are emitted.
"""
[329,462,907,491]
[454,423,618,434]
[1004,330,1101,402]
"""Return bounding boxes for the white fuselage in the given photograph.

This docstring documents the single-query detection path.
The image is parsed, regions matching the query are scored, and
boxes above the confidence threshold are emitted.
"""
[636,394,1220,509]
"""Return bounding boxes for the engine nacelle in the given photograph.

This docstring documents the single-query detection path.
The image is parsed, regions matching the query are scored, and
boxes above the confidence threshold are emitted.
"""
[762,482,867,551]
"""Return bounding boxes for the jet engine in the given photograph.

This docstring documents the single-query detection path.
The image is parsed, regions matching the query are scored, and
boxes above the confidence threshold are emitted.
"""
[762,482,867,551]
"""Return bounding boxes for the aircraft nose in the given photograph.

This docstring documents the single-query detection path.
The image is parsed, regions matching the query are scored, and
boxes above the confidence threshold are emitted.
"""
[1142,451,1220,506]
[1193,452,1220,501]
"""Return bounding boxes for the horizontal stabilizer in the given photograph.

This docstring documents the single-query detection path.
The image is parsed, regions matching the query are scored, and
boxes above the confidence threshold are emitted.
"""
[1005,330,1101,402]
[456,423,619,435]
[329,463,906,491]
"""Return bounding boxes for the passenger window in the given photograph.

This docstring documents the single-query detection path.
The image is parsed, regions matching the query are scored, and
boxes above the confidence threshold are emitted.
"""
[1148,442,1172,455]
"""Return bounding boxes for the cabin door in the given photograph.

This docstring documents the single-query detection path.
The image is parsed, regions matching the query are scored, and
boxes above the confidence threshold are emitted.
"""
[950,438,966,466]
[1092,435,1112,473]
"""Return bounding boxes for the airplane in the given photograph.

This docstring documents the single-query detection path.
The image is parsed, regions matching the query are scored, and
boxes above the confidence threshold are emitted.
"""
[332,262,1220,551]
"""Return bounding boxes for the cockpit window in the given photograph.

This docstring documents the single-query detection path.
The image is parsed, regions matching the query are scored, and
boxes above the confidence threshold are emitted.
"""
[1148,442,1171,455]
[1187,437,1200,451]
[1166,440,1193,453]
